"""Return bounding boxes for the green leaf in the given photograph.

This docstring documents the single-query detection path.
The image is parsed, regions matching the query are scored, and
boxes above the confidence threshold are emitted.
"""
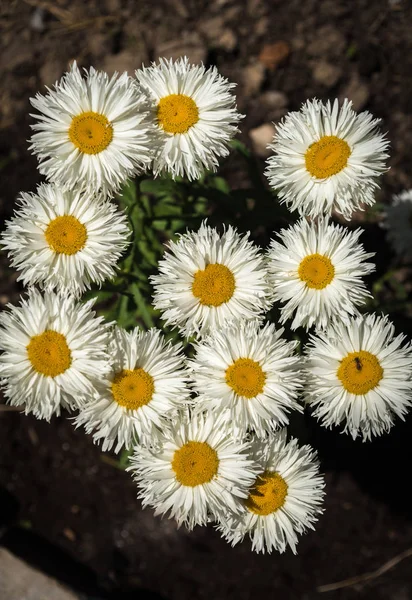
[131,282,155,329]
[208,176,230,195]
[116,294,130,328]
[230,138,251,158]
[140,178,178,197]
[153,199,182,217]
[118,448,133,469]
[118,179,138,208]
[346,42,358,59]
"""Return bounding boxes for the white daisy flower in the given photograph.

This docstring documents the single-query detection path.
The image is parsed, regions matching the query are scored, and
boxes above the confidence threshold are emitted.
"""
[75,326,190,453]
[136,56,242,180]
[265,99,389,219]
[189,320,302,437]
[266,217,375,331]
[1,183,130,296]
[216,430,325,554]
[128,411,258,530]
[29,61,156,195]
[384,189,412,260]
[151,222,271,337]
[0,289,110,420]
[304,313,412,441]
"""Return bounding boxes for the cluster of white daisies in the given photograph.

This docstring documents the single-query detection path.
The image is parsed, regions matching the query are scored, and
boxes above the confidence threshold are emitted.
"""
[1,57,412,556]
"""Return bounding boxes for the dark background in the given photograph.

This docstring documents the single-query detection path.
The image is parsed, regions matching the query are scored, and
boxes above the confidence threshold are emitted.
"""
[1,0,412,598]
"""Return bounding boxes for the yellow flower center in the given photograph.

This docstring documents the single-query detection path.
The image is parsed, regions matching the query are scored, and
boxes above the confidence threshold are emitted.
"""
[157,94,199,134]
[225,358,266,398]
[27,330,72,377]
[305,135,351,179]
[111,368,155,410]
[192,263,236,307]
[45,215,87,255]
[298,253,335,289]
[172,441,219,487]
[68,111,113,154]
[246,471,288,516]
[337,350,384,395]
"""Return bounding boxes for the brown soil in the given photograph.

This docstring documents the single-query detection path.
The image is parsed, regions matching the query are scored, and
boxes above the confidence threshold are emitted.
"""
[1,0,412,598]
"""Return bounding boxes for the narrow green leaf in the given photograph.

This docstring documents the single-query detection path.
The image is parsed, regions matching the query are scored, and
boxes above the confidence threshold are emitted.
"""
[131,282,155,329]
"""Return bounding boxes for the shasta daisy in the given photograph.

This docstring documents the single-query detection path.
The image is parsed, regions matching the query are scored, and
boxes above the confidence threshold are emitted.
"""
[266,217,375,330]
[384,189,412,260]
[216,430,325,554]
[29,62,156,195]
[304,313,412,440]
[1,183,130,296]
[0,289,110,420]
[265,99,389,219]
[75,327,190,453]
[136,57,242,180]
[128,411,257,530]
[151,222,271,337]
[189,320,302,437]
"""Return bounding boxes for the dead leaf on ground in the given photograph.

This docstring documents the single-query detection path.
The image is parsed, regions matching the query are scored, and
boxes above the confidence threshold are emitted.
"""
[258,41,290,71]
[62,528,77,542]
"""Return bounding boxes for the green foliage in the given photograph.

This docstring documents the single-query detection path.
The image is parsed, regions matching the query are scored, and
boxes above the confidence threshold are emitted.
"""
[100,447,133,470]
[86,141,293,333]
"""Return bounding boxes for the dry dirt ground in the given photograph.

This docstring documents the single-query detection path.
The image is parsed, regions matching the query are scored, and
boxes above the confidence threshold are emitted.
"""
[1,0,412,599]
